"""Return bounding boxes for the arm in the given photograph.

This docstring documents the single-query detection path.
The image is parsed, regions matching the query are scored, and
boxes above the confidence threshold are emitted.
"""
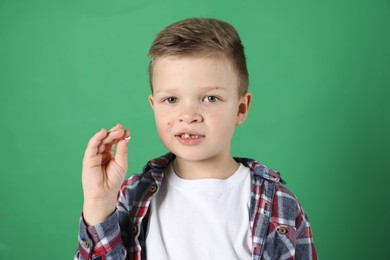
[74,123,130,259]
[75,211,126,259]
[295,202,318,260]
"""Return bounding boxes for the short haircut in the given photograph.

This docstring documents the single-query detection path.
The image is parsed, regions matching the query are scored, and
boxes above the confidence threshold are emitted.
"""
[148,17,249,95]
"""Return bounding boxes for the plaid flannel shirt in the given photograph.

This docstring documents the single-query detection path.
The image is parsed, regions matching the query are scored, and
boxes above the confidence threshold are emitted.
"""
[75,153,318,260]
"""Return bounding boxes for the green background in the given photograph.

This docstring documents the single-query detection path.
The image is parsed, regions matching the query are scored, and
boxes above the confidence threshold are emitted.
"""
[1,0,389,259]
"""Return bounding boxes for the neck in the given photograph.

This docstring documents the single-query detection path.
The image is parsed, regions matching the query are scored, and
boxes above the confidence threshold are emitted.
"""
[172,154,239,180]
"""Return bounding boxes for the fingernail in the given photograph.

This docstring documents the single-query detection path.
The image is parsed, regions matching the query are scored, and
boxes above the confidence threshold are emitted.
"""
[125,136,131,141]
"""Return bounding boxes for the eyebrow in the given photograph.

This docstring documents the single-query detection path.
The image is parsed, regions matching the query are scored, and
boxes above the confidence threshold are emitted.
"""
[201,86,228,92]
[154,86,227,95]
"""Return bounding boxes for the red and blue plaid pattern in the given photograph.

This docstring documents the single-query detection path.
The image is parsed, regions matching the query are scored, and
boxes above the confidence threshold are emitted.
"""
[75,153,318,260]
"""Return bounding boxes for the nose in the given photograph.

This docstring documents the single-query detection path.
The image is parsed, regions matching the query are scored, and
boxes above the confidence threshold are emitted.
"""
[178,104,203,124]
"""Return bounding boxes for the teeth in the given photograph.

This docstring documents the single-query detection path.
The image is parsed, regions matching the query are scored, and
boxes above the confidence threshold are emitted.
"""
[180,134,199,139]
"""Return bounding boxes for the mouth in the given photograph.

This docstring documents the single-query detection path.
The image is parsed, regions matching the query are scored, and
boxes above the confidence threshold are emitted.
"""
[175,132,205,145]
[176,133,205,139]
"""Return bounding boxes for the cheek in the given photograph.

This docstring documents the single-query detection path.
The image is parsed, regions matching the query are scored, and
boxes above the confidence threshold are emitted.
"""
[210,113,234,132]
[154,111,173,130]
[213,110,238,135]
[212,109,236,124]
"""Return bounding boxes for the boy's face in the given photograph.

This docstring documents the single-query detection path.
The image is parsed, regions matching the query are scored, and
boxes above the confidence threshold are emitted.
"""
[149,56,251,163]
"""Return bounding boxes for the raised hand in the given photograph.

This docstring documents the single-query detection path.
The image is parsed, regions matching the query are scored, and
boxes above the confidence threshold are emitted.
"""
[81,123,130,226]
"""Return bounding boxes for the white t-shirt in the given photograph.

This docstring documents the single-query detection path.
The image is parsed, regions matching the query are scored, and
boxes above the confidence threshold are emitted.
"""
[146,163,252,260]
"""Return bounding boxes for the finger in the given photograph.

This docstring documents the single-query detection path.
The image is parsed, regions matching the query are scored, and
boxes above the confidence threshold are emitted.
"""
[97,136,122,155]
[97,143,107,154]
[92,124,119,154]
[109,141,115,154]
[83,153,103,169]
[101,152,113,166]
[115,130,131,171]
[84,128,108,159]
[103,141,115,158]
[95,129,124,154]
[123,129,131,141]
[108,123,122,132]
[101,128,126,145]
[100,130,130,156]
[98,127,129,153]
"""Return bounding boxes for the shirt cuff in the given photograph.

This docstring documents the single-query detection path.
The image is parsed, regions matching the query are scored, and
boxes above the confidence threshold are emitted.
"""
[78,210,122,258]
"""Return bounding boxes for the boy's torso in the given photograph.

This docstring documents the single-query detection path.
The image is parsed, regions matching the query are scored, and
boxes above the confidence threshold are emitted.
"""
[146,162,252,259]
[117,152,314,260]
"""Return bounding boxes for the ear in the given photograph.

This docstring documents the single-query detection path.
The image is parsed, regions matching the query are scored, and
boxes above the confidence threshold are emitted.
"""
[236,92,252,126]
[148,94,155,110]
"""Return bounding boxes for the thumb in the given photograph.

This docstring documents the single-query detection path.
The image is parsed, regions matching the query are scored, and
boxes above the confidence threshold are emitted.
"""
[115,134,130,173]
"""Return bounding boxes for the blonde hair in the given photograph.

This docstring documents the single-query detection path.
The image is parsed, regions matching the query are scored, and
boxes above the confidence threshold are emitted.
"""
[148,17,249,95]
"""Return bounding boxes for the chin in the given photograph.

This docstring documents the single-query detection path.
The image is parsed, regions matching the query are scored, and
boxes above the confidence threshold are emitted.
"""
[162,141,227,163]
[172,149,221,163]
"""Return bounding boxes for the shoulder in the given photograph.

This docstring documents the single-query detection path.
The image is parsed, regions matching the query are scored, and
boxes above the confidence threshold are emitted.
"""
[235,157,285,184]
[119,153,175,201]
[272,184,303,223]
[238,156,302,221]
[264,184,316,259]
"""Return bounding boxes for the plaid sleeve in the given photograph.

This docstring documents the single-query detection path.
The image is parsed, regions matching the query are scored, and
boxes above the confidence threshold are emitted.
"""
[263,185,318,260]
[295,201,318,259]
[74,211,126,260]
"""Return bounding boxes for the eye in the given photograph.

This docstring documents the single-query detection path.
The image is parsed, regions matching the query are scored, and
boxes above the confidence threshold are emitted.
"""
[163,97,178,104]
[203,96,219,103]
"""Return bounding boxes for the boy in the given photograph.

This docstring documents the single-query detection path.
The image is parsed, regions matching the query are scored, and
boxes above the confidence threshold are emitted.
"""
[75,18,318,260]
